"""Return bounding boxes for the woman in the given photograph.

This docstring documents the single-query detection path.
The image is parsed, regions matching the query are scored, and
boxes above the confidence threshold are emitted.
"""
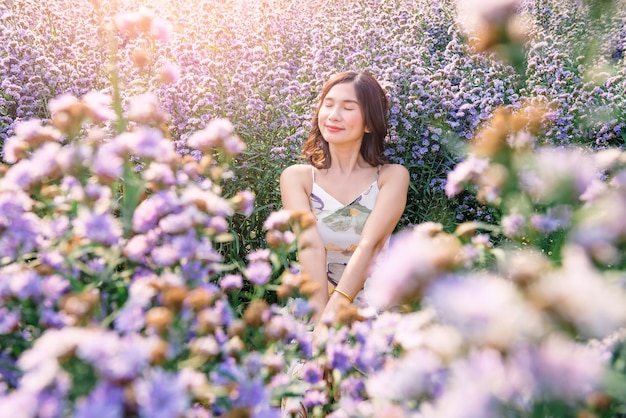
[280,70,409,325]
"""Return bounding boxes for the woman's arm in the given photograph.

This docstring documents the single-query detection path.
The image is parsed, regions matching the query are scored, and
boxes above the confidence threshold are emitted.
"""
[279,164,329,323]
[320,163,410,320]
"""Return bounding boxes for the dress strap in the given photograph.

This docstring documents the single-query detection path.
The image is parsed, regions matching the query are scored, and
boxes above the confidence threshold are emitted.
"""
[311,165,315,182]
[375,164,382,185]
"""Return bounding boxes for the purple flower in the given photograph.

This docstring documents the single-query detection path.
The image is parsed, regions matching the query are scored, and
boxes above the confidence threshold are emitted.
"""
[445,155,490,198]
[73,208,123,246]
[93,142,124,180]
[187,118,238,152]
[74,382,124,418]
[126,94,169,126]
[151,244,180,266]
[263,209,291,231]
[366,227,453,310]
[133,190,179,233]
[233,190,255,217]
[77,333,158,382]
[40,308,73,329]
[124,234,153,262]
[41,274,70,301]
[427,348,513,417]
[159,62,180,84]
[426,273,544,348]
[529,246,626,338]
[114,302,146,333]
[246,248,270,262]
[150,17,172,42]
[245,261,272,285]
[0,211,41,260]
[134,369,190,418]
[123,127,176,162]
[512,335,604,401]
[339,376,366,400]
[501,213,525,238]
[299,361,323,384]
[219,274,243,290]
[47,93,80,116]
[366,350,442,401]
[232,376,267,408]
[326,341,352,374]
[181,185,233,217]
[519,147,599,204]
[0,307,19,333]
[0,390,38,418]
[144,162,176,186]
[158,208,197,233]
[207,216,228,233]
[81,91,116,123]
[302,389,328,409]
[1,267,42,300]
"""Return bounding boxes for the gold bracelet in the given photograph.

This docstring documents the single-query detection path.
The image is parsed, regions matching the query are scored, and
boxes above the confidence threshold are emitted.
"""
[332,288,354,303]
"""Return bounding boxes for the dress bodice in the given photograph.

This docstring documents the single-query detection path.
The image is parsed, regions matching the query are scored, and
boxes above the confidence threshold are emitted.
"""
[310,166,381,286]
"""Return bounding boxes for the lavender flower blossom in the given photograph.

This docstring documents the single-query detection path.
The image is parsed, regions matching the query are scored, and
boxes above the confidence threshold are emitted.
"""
[187,118,245,155]
[366,349,442,401]
[134,369,190,418]
[512,335,605,401]
[133,190,179,233]
[244,261,272,286]
[81,91,117,123]
[426,273,545,349]
[74,382,125,418]
[445,155,490,198]
[366,227,461,310]
[528,245,626,338]
[73,208,123,246]
[500,213,525,238]
[77,332,161,382]
[518,147,599,204]
[219,274,243,291]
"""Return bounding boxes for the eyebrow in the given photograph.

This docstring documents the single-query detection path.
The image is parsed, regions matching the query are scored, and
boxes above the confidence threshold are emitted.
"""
[323,97,360,105]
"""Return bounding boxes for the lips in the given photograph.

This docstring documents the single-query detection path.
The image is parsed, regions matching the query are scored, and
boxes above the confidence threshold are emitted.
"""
[325,125,342,133]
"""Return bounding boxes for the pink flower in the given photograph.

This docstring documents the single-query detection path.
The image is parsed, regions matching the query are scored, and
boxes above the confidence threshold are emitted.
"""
[150,17,171,42]
[159,62,180,84]
[445,155,490,198]
[81,91,116,123]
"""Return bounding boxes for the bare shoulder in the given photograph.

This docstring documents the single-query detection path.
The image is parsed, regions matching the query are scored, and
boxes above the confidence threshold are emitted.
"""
[280,163,311,182]
[280,164,313,192]
[379,163,410,185]
[281,163,311,176]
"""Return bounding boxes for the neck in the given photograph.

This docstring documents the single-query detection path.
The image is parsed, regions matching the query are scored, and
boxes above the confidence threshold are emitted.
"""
[328,145,368,175]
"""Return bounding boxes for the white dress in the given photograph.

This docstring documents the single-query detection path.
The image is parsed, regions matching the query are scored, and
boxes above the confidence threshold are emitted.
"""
[310,166,384,306]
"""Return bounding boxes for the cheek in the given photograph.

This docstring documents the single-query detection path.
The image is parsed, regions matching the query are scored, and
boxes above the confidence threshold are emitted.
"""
[347,113,365,128]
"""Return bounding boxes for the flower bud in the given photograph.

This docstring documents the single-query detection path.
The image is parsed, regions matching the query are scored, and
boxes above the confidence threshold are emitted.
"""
[150,339,169,364]
[227,319,246,337]
[184,287,214,311]
[243,299,269,327]
[132,48,150,69]
[145,306,174,331]
[161,286,187,309]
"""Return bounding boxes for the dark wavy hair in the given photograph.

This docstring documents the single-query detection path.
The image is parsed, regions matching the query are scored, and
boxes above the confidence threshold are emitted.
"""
[303,71,390,169]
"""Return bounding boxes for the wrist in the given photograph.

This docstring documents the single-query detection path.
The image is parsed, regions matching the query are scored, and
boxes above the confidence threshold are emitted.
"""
[332,288,354,303]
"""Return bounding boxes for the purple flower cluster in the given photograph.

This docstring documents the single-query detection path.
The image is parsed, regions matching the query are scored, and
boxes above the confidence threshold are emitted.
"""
[2,0,624,222]
[1,1,626,417]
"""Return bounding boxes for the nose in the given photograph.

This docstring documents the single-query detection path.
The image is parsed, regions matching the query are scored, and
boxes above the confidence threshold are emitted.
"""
[327,106,340,121]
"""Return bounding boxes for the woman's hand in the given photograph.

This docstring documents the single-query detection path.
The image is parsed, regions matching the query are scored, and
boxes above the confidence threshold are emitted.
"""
[319,290,352,324]
[311,291,351,350]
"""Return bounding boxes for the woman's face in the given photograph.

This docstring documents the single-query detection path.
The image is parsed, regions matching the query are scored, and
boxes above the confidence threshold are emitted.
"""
[318,82,368,147]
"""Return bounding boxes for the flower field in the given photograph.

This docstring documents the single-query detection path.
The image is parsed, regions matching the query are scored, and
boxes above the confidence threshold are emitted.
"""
[1,0,626,416]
